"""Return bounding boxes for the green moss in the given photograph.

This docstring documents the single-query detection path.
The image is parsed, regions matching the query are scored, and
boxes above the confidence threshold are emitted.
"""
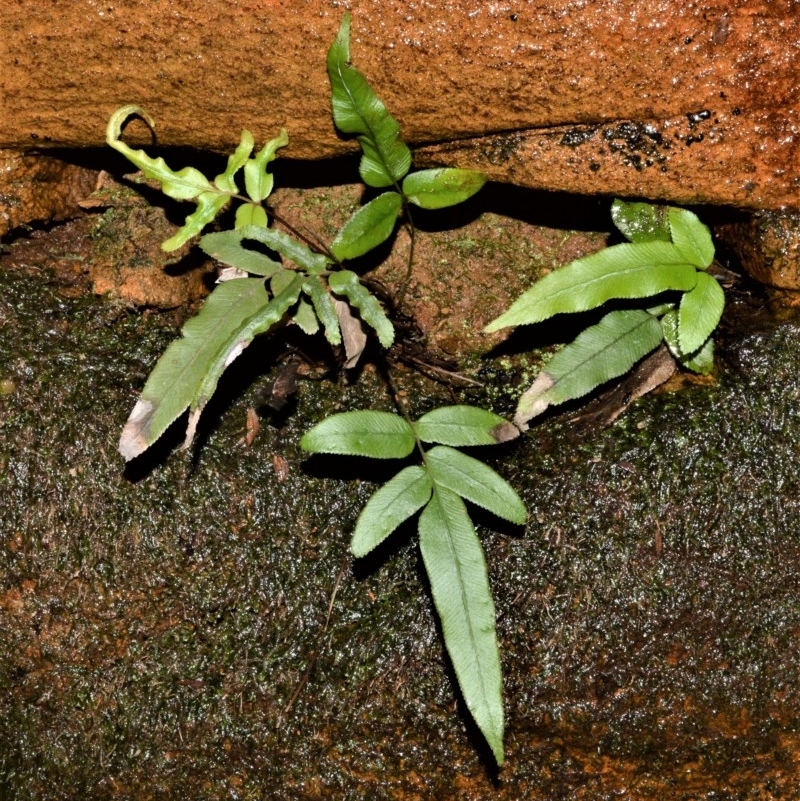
[2,260,800,798]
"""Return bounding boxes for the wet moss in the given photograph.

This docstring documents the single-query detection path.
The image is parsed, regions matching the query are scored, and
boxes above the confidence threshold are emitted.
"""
[2,257,800,798]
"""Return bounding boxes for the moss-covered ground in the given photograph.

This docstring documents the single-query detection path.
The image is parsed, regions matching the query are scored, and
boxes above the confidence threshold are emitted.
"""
[2,215,800,799]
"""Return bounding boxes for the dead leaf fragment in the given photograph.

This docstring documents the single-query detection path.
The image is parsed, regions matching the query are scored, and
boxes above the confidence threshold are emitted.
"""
[491,421,522,443]
[118,398,156,461]
[333,297,367,369]
[181,407,203,452]
[243,407,260,448]
[568,345,677,429]
[513,373,555,431]
[273,453,290,481]
[216,267,249,283]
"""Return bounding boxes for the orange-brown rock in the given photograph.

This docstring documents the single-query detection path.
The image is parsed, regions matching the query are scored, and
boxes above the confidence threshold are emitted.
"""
[2,1,799,212]
[0,151,97,236]
[717,211,800,297]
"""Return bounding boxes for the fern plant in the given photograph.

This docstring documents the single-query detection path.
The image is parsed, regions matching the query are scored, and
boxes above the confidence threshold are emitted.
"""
[107,12,523,767]
[103,10,725,770]
[108,14,486,461]
[300,405,526,765]
[486,200,724,429]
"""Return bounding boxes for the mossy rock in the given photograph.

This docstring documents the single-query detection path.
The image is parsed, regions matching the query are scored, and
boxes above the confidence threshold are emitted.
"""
[2,258,800,799]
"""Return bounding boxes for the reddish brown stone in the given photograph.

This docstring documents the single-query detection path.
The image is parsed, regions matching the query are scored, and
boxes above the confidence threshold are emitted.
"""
[717,211,800,298]
[84,174,212,308]
[0,151,97,236]
[1,1,799,211]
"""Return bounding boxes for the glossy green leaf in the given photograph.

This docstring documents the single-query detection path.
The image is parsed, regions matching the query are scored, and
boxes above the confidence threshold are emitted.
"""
[330,191,402,261]
[611,200,670,243]
[107,106,233,252]
[118,275,303,461]
[300,410,415,458]
[426,446,527,525]
[352,466,432,557]
[327,14,412,187]
[663,307,717,377]
[485,241,698,331]
[269,269,298,296]
[302,276,341,345]
[660,308,681,357]
[514,309,664,428]
[291,298,319,335]
[668,207,714,268]
[236,225,330,274]
[161,195,232,252]
[213,130,255,194]
[194,275,303,414]
[200,230,282,277]
[234,204,268,229]
[677,271,725,355]
[107,106,214,200]
[681,336,715,374]
[243,128,288,203]
[415,405,516,447]
[419,487,504,765]
[402,168,487,210]
[328,269,394,348]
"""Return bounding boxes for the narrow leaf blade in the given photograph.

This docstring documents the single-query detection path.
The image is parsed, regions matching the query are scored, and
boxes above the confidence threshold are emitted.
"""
[402,168,487,210]
[192,275,304,431]
[514,309,664,428]
[661,308,682,359]
[300,410,415,458]
[415,405,519,446]
[243,128,288,203]
[485,241,698,331]
[213,129,254,194]
[200,230,282,277]
[237,225,331,274]
[106,106,231,251]
[668,207,715,268]
[677,271,725,355]
[106,106,214,201]
[419,487,504,765]
[161,193,231,251]
[330,191,402,261]
[118,277,290,460]
[427,446,527,525]
[303,276,342,345]
[328,269,394,348]
[291,298,319,335]
[326,14,412,187]
[352,465,432,557]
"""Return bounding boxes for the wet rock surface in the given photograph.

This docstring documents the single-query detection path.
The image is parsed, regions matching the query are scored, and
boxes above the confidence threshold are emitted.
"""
[2,212,800,798]
[717,211,800,304]
[0,151,98,238]
[3,0,800,210]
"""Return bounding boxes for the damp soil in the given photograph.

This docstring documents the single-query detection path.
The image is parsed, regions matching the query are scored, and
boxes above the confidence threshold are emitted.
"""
[2,201,800,800]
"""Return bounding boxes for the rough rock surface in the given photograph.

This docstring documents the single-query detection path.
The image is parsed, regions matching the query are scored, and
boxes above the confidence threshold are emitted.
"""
[2,235,800,800]
[2,0,799,211]
[717,211,800,296]
[0,151,97,236]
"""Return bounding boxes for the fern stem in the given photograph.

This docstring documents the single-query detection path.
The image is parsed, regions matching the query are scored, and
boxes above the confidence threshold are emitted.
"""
[265,204,335,262]
[395,201,416,310]
[380,356,430,467]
